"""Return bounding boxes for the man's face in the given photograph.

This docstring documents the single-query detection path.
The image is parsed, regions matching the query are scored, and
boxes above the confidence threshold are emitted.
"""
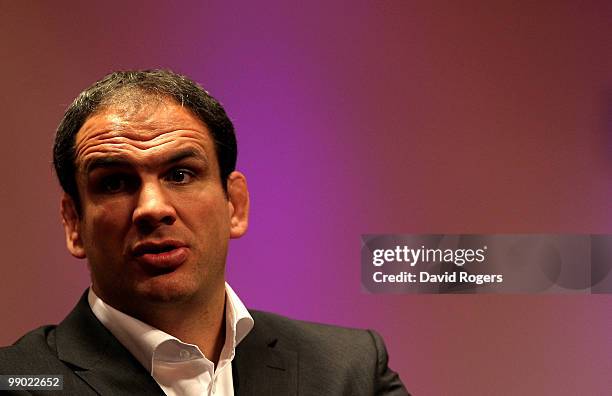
[61,98,248,313]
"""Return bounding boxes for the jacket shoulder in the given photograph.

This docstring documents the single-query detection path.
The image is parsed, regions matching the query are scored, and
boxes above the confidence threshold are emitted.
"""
[249,309,377,353]
[245,310,409,395]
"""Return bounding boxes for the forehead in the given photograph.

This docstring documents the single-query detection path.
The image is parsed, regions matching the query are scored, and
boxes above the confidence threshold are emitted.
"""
[74,99,216,171]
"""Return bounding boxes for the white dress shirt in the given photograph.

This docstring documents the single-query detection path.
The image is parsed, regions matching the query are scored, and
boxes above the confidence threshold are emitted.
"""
[88,284,254,396]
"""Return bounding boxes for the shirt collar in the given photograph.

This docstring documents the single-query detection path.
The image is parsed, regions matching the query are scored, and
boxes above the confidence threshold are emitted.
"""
[88,283,254,373]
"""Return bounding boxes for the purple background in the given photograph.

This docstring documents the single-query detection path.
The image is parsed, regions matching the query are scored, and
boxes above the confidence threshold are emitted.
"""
[1,1,611,394]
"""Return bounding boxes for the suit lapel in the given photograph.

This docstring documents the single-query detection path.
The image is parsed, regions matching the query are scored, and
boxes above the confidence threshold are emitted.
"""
[233,314,298,396]
[54,291,165,395]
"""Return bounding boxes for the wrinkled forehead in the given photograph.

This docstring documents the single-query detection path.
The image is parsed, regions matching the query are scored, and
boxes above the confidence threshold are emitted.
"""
[73,96,216,171]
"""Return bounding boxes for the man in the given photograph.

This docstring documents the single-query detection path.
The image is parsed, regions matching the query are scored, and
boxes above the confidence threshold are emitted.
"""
[0,70,408,395]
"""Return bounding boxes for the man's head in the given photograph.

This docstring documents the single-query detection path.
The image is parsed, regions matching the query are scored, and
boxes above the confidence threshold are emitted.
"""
[54,69,237,211]
[54,70,249,315]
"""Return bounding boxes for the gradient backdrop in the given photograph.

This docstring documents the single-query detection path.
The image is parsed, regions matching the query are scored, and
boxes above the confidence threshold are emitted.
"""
[1,1,610,395]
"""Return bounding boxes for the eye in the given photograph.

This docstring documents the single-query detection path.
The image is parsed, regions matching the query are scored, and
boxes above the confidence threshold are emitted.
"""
[165,169,194,184]
[100,175,128,193]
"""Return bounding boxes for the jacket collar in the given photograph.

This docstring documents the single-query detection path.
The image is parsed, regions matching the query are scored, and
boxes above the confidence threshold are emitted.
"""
[233,311,298,396]
[54,290,165,395]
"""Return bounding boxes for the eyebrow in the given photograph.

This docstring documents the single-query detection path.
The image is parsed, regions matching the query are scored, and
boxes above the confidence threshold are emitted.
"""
[84,148,208,174]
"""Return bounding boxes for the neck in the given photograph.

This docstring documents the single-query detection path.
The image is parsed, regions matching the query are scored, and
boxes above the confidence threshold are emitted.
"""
[151,293,227,366]
[96,284,228,366]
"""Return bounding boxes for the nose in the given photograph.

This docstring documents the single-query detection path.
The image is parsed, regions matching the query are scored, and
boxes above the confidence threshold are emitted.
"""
[132,180,177,230]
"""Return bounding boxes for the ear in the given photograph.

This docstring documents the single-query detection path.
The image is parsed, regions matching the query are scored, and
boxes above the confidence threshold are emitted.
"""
[60,194,86,259]
[226,171,249,239]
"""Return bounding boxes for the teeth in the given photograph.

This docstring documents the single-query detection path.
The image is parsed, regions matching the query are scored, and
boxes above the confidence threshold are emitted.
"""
[145,245,175,254]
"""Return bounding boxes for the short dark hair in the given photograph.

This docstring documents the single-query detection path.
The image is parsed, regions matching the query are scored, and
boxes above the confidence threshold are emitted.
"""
[53,69,237,209]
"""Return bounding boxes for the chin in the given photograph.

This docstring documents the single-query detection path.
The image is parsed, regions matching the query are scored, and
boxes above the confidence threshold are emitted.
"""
[134,276,199,304]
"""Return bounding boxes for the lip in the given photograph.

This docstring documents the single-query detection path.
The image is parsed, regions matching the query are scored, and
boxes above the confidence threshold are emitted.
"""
[131,240,188,269]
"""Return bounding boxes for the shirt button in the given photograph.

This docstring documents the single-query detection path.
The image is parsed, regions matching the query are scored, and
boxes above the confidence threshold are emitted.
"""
[179,349,190,359]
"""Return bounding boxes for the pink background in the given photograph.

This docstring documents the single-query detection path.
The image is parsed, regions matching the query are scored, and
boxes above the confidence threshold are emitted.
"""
[1,1,610,394]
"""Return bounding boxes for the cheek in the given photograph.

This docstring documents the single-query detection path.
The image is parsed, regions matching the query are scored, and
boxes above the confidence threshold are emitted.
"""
[182,195,232,236]
[82,202,133,246]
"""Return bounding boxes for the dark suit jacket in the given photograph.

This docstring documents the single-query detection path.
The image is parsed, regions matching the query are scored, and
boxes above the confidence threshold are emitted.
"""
[0,291,409,395]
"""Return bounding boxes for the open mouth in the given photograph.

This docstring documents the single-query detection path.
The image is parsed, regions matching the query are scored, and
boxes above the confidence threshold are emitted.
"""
[136,244,177,255]
[132,241,188,270]
[133,240,183,256]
